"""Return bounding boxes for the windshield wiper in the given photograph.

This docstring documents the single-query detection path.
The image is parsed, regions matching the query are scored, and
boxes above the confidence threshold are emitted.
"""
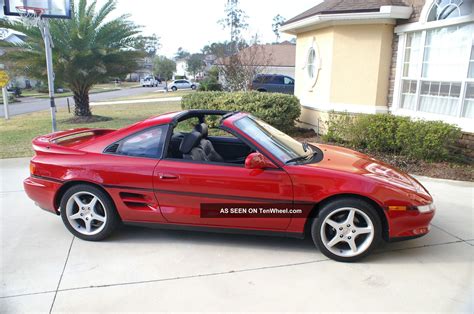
[285,150,318,164]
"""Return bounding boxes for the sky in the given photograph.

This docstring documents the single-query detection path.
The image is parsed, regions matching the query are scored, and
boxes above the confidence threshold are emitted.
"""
[105,0,319,57]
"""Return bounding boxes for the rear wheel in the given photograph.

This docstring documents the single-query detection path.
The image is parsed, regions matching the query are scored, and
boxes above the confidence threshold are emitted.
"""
[60,184,119,241]
[171,86,177,91]
[191,85,196,90]
[311,198,381,262]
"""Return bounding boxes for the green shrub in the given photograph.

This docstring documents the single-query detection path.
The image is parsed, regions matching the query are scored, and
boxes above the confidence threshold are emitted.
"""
[356,114,410,153]
[396,119,461,161]
[198,80,222,91]
[181,91,301,133]
[198,66,222,91]
[323,111,461,162]
[323,112,356,144]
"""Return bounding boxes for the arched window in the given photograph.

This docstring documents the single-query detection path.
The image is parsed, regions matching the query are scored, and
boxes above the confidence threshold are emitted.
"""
[427,0,472,21]
[307,48,316,79]
[305,38,321,88]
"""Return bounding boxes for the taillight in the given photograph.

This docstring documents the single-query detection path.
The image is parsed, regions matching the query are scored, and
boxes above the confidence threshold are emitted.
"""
[30,162,36,175]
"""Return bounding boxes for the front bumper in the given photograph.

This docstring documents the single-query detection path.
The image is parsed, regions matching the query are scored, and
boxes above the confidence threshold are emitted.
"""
[24,176,61,215]
[387,207,435,239]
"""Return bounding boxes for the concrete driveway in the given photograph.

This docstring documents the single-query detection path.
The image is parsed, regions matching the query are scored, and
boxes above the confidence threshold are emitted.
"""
[1,157,473,313]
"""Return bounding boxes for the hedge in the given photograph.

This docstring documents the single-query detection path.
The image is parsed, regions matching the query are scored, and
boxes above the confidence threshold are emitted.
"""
[181,91,301,133]
[323,112,462,162]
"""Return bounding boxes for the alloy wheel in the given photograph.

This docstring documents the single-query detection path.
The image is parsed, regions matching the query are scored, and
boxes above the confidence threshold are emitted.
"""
[320,207,374,258]
[65,191,107,236]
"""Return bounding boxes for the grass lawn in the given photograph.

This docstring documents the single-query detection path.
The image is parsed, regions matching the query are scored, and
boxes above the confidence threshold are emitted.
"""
[107,89,195,102]
[0,101,181,159]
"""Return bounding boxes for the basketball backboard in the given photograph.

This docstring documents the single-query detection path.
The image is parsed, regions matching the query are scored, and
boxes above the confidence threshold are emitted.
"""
[3,0,71,19]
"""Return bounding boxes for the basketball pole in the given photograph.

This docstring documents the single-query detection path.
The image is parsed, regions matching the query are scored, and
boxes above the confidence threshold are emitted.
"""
[40,20,57,132]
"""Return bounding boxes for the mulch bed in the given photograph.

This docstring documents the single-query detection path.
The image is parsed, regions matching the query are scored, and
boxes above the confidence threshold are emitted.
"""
[293,131,474,182]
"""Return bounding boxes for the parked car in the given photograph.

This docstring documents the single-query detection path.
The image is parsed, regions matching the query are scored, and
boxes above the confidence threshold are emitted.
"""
[24,110,435,262]
[140,76,160,87]
[251,74,295,94]
[168,79,197,91]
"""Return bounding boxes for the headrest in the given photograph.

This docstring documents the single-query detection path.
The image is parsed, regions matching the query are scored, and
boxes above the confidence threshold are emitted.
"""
[179,131,202,154]
[194,123,208,138]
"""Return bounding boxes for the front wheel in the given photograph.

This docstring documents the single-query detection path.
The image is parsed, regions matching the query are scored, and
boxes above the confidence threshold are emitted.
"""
[171,86,177,91]
[311,198,382,262]
[191,85,196,90]
[60,184,120,241]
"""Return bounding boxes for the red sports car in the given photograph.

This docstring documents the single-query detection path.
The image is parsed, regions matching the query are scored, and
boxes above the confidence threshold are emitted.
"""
[24,110,435,262]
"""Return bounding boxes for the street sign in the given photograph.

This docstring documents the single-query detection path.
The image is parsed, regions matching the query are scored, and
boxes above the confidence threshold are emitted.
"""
[0,71,9,88]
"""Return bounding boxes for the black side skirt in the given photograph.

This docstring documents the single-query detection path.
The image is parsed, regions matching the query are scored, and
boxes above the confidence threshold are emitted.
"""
[123,221,305,239]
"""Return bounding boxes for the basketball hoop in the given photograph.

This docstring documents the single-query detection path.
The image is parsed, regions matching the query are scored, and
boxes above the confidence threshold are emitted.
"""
[4,0,72,133]
[15,6,46,28]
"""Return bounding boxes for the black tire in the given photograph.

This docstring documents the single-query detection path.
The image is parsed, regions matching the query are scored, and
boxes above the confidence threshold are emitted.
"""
[60,184,120,241]
[311,197,382,262]
[191,85,196,90]
[171,86,177,91]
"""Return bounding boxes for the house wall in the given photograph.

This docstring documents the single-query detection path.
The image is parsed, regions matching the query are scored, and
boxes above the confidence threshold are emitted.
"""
[295,27,335,117]
[295,23,395,129]
[330,24,393,109]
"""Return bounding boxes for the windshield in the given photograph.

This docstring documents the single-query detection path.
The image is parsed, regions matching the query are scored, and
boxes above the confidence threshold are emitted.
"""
[234,116,310,163]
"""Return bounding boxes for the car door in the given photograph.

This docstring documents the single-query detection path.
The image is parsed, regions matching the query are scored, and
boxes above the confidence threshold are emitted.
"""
[153,159,294,230]
[182,80,191,89]
[270,75,284,93]
[283,76,295,94]
[100,125,169,223]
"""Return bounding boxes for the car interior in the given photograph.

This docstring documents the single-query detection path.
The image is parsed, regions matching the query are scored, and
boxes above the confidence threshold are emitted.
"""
[166,114,254,164]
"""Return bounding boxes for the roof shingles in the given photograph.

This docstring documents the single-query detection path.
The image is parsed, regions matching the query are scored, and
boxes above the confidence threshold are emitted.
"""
[284,0,408,25]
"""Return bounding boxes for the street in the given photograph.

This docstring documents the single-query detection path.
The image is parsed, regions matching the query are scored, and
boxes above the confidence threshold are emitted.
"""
[0,85,166,117]
[0,157,472,312]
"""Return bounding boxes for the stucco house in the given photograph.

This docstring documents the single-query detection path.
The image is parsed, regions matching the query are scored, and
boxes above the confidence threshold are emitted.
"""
[173,58,191,79]
[281,0,473,133]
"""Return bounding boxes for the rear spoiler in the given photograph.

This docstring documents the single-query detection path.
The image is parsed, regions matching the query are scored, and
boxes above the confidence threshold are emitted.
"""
[32,128,115,155]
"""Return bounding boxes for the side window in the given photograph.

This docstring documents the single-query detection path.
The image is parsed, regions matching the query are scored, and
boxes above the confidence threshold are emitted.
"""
[271,76,284,84]
[284,77,294,85]
[105,125,168,158]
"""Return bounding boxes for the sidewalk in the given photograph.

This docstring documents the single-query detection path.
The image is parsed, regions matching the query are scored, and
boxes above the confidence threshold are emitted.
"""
[90,96,182,106]
[0,157,472,312]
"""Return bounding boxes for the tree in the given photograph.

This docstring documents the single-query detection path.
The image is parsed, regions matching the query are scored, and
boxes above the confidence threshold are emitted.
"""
[218,45,273,91]
[134,34,161,57]
[186,53,205,77]
[153,56,176,81]
[175,47,190,60]
[0,0,143,117]
[201,41,247,57]
[272,14,286,42]
[218,0,248,53]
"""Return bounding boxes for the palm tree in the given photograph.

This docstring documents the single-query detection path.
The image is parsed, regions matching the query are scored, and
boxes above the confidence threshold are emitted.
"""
[0,0,143,117]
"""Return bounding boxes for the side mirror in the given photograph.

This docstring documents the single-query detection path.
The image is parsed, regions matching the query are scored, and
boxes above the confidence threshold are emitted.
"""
[245,152,277,170]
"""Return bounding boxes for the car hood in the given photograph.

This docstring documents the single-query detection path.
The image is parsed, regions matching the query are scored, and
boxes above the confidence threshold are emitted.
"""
[306,144,431,198]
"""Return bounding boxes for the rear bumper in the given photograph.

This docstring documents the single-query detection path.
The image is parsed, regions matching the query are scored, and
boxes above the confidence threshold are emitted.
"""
[387,209,435,240]
[24,176,61,215]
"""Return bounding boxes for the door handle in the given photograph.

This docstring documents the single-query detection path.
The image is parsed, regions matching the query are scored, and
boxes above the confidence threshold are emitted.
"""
[159,173,178,180]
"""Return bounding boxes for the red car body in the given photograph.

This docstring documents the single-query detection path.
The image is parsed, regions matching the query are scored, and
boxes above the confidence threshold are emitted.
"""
[24,110,435,241]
